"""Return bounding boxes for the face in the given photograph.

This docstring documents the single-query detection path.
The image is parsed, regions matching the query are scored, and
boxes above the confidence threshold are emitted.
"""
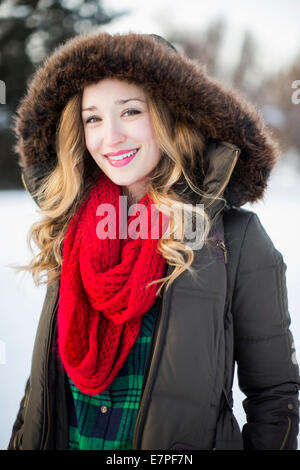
[81,78,161,202]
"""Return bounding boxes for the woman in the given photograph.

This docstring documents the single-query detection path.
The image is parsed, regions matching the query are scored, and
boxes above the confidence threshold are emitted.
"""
[8,31,300,450]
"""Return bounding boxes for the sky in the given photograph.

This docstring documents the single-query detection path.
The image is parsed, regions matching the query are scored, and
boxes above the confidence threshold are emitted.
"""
[100,0,300,79]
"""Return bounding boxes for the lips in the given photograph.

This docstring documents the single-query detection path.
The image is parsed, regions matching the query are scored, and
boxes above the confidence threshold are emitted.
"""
[105,148,139,167]
[104,148,138,157]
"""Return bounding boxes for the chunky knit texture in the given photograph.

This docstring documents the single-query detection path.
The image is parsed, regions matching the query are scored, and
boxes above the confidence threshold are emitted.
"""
[57,171,168,395]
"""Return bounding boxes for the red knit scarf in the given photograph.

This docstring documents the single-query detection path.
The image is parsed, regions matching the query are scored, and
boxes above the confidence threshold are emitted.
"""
[57,171,168,395]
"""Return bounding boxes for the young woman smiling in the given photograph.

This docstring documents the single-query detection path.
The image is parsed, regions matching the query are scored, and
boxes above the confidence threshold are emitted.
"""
[8,32,300,451]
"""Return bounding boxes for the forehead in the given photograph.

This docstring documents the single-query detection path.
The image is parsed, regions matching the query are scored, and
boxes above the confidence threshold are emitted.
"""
[82,78,145,105]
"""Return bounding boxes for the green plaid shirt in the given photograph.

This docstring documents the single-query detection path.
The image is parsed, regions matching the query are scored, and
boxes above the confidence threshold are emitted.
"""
[68,299,159,450]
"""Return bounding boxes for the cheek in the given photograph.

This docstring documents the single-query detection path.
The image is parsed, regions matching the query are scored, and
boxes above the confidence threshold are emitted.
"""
[84,129,101,154]
[136,119,160,165]
[133,116,155,142]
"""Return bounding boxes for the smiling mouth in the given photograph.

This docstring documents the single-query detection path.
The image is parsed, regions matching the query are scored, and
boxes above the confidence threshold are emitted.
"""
[105,148,140,161]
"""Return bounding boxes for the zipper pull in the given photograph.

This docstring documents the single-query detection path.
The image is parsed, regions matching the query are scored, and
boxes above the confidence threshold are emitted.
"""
[215,240,228,264]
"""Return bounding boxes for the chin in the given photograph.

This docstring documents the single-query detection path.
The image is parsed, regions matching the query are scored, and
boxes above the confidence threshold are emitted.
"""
[106,174,135,187]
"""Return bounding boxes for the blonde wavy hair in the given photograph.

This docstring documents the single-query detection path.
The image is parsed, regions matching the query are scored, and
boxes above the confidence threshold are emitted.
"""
[15,83,220,297]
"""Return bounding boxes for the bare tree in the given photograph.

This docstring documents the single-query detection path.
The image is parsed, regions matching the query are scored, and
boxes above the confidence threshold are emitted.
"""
[168,18,227,76]
[232,30,256,92]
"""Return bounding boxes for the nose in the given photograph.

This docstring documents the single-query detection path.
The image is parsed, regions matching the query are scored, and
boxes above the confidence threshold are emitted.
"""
[103,119,125,148]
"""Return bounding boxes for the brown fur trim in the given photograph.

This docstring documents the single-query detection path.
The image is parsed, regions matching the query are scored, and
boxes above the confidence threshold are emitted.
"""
[13,31,280,207]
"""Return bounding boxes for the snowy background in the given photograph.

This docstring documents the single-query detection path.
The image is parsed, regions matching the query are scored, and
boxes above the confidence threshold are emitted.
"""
[1,150,300,449]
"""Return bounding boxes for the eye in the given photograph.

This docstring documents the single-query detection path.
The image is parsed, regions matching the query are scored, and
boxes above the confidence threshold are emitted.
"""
[84,109,141,125]
[122,109,141,117]
[85,115,99,124]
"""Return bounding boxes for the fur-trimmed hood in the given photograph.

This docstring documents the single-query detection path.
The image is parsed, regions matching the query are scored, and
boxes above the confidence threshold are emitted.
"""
[14,31,279,207]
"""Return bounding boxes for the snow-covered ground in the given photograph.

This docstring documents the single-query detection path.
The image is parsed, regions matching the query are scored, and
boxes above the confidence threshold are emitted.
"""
[1,152,300,450]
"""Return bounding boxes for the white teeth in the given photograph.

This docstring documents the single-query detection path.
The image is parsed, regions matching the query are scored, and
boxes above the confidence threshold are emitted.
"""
[107,149,138,161]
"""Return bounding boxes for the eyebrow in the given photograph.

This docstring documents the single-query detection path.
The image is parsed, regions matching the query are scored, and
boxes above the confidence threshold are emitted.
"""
[81,98,145,113]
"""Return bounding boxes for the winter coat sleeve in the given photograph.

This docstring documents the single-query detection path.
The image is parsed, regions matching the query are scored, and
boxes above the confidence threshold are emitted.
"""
[7,377,30,450]
[232,213,300,450]
[8,165,52,449]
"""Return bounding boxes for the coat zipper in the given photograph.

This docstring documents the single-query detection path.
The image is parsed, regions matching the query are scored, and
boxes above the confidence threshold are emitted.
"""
[139,295,163,399]
[131,270,173,449]
[205,149,238,266]
[41,297,59,450]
